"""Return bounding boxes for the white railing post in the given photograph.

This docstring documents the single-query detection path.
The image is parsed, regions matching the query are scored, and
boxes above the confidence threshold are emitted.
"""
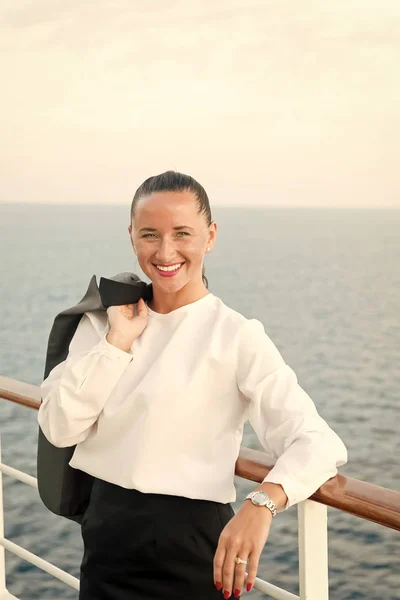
[297,499,329,600]
[0,434,8,595]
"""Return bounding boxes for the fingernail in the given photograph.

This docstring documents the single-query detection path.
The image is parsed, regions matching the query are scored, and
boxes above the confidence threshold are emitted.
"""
[234,589,241,597]
[246,583,252,592]
[215,582,222,590]
[223,591,231,599]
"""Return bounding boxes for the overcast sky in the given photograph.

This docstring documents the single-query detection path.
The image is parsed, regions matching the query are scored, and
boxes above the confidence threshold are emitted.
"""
[1,1,399,207]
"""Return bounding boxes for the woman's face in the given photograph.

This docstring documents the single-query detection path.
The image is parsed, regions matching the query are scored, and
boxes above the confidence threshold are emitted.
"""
[128,190,217,294]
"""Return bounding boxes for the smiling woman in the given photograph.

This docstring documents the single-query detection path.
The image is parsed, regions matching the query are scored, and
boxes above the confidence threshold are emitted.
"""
[37,170,347,600]
[127,171,217,314]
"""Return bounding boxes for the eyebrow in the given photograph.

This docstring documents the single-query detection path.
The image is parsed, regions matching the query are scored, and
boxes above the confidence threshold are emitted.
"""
[138,226,195,233]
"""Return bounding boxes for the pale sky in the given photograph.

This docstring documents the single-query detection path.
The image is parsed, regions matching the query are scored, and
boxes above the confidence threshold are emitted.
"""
[1,1,399,207]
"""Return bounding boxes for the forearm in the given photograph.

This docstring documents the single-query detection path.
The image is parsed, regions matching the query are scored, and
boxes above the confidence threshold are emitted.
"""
[39,334,133,447]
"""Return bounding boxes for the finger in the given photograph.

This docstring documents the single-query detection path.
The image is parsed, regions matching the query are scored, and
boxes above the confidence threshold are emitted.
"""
[233,548,252,597]
[137,297,147,317]
[243,551,260,594]
[213,543,227,591]
[222,545,240,598]
[122,304,134,315]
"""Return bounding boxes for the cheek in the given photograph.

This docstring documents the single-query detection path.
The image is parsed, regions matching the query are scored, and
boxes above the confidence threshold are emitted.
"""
[135,241,152,256]
[134,245,151,269]
[184,238,207,257]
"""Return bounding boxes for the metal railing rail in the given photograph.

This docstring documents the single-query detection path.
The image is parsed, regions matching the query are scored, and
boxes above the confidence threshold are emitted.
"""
[1,376,399,600]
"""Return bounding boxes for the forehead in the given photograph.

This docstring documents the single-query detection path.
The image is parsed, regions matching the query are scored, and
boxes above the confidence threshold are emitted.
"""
[133,191,201,226]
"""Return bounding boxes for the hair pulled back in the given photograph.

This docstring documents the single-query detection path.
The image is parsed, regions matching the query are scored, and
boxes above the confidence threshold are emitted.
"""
[130,170,212,288]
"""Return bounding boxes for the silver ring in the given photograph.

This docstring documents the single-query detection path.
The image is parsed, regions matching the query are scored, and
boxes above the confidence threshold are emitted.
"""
[235,556,247,566]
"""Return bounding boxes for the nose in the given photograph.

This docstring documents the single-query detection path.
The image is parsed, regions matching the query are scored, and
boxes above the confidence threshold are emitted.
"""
[155,237,178,264]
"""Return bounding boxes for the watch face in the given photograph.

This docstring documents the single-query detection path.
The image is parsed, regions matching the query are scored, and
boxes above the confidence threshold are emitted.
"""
[252,491,267,506]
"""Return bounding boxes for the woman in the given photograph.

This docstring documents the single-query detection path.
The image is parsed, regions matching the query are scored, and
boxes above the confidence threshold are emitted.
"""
[38,170,347,599]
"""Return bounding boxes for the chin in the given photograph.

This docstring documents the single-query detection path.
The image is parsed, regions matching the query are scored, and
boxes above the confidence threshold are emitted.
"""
[155,279,188,293]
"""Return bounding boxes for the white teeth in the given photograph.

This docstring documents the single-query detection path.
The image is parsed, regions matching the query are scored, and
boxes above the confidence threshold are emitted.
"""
[156,264,182,272]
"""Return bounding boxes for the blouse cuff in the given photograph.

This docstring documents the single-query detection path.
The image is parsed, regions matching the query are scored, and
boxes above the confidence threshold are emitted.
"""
[67,332,134,403]
[94,332,135,361]
[262,470,296,512]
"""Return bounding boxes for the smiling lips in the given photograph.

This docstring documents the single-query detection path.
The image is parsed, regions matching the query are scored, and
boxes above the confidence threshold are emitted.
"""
[153,263,184,277]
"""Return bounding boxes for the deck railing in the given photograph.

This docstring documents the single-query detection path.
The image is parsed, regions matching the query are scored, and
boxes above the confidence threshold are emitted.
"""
[0,376,399,599]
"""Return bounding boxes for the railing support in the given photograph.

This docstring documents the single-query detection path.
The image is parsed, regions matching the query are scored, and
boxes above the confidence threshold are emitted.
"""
[298,499,329,600]
[0,436,8,596]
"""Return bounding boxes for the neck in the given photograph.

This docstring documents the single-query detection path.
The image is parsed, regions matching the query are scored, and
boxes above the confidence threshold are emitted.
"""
[148,282,209,314]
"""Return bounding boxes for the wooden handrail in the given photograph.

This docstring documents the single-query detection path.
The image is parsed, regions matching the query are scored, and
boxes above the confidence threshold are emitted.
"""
[0,377,41,410]
[236,453,400,531]
[1,376,399,531]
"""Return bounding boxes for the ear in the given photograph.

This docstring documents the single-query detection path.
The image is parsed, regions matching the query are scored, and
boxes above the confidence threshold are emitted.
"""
[207,220,218,249]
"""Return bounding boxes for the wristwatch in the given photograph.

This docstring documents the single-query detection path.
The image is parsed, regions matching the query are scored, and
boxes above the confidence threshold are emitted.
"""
[245,490,277,517]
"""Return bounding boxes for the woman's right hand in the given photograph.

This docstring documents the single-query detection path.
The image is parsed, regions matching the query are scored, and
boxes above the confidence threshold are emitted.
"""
[105,297,148,352]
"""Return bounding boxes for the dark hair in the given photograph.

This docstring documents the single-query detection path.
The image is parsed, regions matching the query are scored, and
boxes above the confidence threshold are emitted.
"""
[130,170,212,288]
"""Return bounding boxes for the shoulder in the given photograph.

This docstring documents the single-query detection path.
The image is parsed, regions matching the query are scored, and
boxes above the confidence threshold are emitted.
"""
[209,294,267,340]
[211,295,284,364]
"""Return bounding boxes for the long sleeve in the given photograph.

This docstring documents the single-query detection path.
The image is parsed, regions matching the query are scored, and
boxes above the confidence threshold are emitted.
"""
[38,313,133,448]
[236,318,348,511]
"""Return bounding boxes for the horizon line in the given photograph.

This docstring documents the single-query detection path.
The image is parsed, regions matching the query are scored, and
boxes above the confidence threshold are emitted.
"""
[1,202,399,210]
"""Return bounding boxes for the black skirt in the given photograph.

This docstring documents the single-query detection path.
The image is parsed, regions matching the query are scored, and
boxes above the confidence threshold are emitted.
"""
[79,477,235,600]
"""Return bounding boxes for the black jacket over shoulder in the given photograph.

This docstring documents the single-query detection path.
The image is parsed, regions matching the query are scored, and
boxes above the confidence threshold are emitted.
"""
[37,272,152,524]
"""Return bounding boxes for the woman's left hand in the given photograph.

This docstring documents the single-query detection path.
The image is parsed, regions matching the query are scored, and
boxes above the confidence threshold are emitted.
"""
[213,501,273,598]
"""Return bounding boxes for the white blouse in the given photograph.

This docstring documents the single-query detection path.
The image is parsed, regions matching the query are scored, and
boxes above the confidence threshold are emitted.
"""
[38,292,347,510]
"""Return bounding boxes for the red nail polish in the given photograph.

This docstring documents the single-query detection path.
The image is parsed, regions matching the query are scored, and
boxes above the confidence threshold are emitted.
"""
[246,582,252,592]
[234,589,241,597]
[223,591,231,599]
[215,582,222,590]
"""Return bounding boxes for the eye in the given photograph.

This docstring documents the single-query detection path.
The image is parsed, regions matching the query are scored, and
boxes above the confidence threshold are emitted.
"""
[141,231,189,239]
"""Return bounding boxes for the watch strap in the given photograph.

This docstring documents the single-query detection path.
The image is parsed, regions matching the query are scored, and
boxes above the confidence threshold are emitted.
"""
[245,490,277,517]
